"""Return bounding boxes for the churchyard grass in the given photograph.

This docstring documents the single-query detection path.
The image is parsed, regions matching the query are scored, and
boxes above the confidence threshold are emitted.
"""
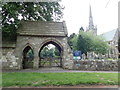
[2,72,118,87]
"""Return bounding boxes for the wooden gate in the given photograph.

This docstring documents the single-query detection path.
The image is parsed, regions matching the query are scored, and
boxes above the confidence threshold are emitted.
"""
[22,58,33,69]
[39,57,62,67]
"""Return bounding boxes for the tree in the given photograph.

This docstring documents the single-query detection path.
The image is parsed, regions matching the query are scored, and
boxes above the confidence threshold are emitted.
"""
[54,47,60,57]
[76,34,92,54]
[72,31,93,54]
[2,2,64,41]
[40,45,60,58]
[40,46,49,58]
[70,31,109,54]
[91,35,109,54]
[79,26,84,32]
[68,33,76,49]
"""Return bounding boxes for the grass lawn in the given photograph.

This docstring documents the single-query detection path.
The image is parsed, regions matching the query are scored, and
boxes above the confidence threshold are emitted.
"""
[2,72,118,87]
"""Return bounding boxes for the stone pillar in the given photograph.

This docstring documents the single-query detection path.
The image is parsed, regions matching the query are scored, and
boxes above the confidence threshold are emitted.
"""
[33,56,39,69]
[62,43,74,69]
[33,48,39,69]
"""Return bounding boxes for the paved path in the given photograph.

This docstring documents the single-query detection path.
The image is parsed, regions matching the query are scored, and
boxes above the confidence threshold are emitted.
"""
[4,85,119,88]
[2,67,118,73]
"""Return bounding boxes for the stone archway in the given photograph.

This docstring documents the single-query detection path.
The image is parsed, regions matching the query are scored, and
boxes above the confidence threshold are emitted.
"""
[22,46,34,69]
[16,21,74,69]
[38,40,63,67]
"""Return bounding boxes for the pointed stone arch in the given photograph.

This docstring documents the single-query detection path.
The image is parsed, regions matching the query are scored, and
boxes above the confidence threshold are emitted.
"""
[39,39,63,53]
[22,43,34,52]
[22,44,34,69]
[38,39,63,67]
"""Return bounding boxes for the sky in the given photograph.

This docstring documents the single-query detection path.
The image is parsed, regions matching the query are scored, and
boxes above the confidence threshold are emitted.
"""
[60,0,119,35]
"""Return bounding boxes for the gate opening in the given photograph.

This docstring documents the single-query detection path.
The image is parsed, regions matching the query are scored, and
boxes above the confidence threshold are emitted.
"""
[39,41,63,67]
[22,46,34,69]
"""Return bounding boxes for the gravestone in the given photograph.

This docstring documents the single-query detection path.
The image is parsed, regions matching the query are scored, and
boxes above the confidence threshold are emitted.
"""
[82,53,86,60]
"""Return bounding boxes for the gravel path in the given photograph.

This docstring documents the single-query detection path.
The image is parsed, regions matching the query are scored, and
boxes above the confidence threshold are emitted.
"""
[5,85,118,88]
[2,67,118,73]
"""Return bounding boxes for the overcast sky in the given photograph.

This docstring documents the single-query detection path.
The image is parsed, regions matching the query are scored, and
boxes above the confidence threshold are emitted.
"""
[60,0,119,35]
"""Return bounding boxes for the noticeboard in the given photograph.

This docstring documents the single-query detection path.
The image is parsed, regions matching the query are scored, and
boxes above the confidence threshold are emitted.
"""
[73,51,82,56]
[73,51,82,60]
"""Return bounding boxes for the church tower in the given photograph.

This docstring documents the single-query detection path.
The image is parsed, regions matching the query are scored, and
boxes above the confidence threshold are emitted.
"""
[86,5,97,35]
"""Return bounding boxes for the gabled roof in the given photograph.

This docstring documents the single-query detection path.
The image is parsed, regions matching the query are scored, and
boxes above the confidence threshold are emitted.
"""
[17,21,68,37]
[101,29,117,41]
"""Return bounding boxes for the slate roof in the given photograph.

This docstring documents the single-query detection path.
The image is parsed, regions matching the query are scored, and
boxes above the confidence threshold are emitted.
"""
[17,21,68,36]
[100,29,117,41]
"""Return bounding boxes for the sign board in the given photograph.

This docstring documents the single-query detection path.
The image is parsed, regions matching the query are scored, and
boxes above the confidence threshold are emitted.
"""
[73,51,82,60]
[73,51,81,56]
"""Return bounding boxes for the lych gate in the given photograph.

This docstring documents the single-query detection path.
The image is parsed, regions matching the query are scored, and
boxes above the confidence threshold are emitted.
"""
[15,21,73,69]
[39,40,63,67]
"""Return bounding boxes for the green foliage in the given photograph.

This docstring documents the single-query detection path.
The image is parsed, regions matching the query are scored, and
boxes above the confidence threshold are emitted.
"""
[68,33,76,49]
[54,47,60,56]
[40,46,53,58]
[2,2,64,41]
[26,49,34,59]
[92,35,109,54]
[70,31,109,54]
[2,72,118,87]
[40,45,60,58]
[74,31,94,54]
[79,26,84,31]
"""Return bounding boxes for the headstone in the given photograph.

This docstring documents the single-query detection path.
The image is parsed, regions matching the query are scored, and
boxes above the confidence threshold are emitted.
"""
[87,52,91,60]
[88,52,94,60]
[94,54,98,60]
[82,53,86,60]
[103,55,107,60]
[111,54,114,59]
[91,52,94,60]
[105,54,108,59]
[102,55,104,59]
[98,53,102,60]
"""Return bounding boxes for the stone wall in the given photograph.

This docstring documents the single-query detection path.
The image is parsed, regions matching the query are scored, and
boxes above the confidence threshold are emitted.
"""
[1,48,19,69]
[1,44,119,71]
[73,60,119,71]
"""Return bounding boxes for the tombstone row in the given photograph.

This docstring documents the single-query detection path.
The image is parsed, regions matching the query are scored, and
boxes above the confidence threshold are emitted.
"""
[81,52,118,60]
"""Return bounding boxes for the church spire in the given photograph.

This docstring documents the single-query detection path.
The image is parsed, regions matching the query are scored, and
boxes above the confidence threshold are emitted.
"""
[89,5,92,17]
[89,5,94,30]
[86,5,97,35]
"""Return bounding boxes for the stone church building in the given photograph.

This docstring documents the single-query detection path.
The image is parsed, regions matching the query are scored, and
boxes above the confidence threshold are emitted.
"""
[101,28,119,59]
